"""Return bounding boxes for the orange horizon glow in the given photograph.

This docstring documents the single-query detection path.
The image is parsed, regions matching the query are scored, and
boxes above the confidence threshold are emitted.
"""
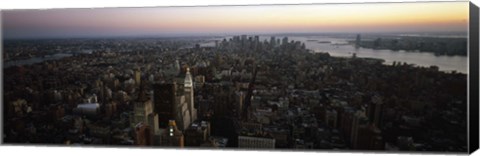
[2,2,469,38]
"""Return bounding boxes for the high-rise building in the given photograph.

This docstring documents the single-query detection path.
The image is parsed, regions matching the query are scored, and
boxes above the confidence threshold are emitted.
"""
[350,110,371,149]
[153,81,192,131]
[175,94,191,131]
[184,68,196,122]
[241,35,247,42]
[270,36,276,47]
[367,95,383,127]
[131,89,153,126]
[254,36,259,43]
[235,91,245,119]
[160,120,184,147]
[131,84,160,143]
[154,83,177,128]
[175,59,181,75]
[134,68,141,86]
[356,34,361,48]
[148,113,160,135]
[282,37,289,45]
[184,121,211,146]
[135,122,153,146]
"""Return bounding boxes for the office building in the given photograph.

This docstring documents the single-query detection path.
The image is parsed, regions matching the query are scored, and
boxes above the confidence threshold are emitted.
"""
[135,122,152,146]
[184,121,211,146]
[131,84,160,142]
[160,120,184,147]
[154,83,177,128]
[184,67,197,122]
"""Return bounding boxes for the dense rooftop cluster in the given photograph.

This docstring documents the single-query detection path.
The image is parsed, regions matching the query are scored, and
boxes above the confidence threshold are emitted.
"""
[3,35,467,152]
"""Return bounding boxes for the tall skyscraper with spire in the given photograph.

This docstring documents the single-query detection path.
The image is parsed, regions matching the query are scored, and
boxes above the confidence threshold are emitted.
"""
[184,67,196,122]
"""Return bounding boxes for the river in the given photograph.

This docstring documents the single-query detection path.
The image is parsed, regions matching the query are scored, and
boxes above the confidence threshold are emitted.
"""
[4,53,73,68]
[202,35,468,74]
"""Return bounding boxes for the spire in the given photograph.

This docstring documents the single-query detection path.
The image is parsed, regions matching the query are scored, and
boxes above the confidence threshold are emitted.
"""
[184,67,193,87]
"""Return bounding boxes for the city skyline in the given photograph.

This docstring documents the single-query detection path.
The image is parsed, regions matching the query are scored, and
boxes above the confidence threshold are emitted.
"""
[1,0,475,153]
[2,34,469,151]
[2,2,468,39]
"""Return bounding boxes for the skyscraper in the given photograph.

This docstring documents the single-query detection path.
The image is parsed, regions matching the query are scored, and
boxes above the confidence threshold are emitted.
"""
[367,94,383,128]
[153,80,192,131]
[282,37,289,45]
[153,83,177,128]
[135,122,152,146]
[355,34,361,48]
[160,120,184,147]
[175,59,181,75]
[134,68,141,86]
[184,68,196,122]
[175,94,191,131]
[270,36,276,47]
[131,83,160,141]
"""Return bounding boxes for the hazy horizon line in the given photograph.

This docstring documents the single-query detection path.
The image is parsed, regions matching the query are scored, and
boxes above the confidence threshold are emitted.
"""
[2,31,469,40]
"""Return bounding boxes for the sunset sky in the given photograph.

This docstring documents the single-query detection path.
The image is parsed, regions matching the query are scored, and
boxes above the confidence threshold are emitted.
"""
[1,1,469,39]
